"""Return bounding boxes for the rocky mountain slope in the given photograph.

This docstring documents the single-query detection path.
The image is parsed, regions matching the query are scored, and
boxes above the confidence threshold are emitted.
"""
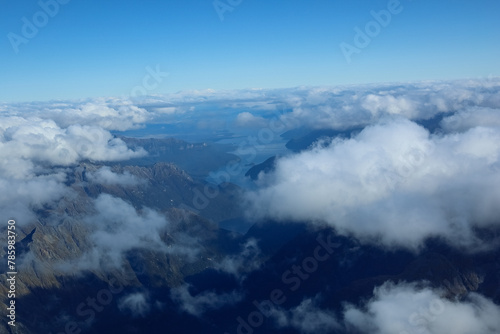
[1,143,499,334]
[0,161,244,334]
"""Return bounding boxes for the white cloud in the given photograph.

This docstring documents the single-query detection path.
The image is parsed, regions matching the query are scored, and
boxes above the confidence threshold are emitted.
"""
[170,284,243,317]
[0,115,146,225]
[361,94,417,117]
[62,194,170,271]
[153,106,193,115]
[235,112,268,128]
[0,172,69,224]
[57,194,201,273]
[5,99,151,131]
[272,297,341,334]
[10,78,491,135]
[58,101,151,131]
[245,118,500,250]
[0,116,146,169]
[215,238,261,279]
[277,79,500,130]
[344,281,500,334]
[118,292,151,318]
[1,78,499,234]
[88,166,145,187]
[441,107,500,133]
[4,78,499,136]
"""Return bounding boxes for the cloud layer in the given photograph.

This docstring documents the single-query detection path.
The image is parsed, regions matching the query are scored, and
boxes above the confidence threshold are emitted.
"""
[2,99,151,131]
[245,118,500,250]
[441,107,500,133]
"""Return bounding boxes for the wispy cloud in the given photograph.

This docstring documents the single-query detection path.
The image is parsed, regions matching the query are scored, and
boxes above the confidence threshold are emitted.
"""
[57,194,198,273]
[87,166,146,187]
[344,281,500,334]
[170,284,243,317]
[118,292,151,318]
[271,297,341,334]
[215,238,262,279]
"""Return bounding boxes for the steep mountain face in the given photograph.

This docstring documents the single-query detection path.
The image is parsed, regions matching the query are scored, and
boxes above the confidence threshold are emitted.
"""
[9,221,497,334]
[0,161,244,334]
[3,180,500,334]
[162,225,500,334]
[78,162,243,224]
[1,141,499,334]
[261,228,500,306]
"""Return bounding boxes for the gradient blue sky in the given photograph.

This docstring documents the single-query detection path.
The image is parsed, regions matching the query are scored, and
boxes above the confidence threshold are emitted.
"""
[1,0,499,102]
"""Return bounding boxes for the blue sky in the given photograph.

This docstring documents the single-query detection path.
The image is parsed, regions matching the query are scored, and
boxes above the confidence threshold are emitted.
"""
[1,0,499,102]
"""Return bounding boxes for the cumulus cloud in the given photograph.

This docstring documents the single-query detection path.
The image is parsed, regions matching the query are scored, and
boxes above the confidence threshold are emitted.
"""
[276,78,500,130]
[361,94,418,117]
[170,284,243,317]
[54,101,151,131]
[245,118,500,250]
[88,166,145,187]
[4,99,151,131]
[441,107,500,133]
[0,115,146,225]
[0,116,145,169]
[118,292,151,318]
[343,281,500,334]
